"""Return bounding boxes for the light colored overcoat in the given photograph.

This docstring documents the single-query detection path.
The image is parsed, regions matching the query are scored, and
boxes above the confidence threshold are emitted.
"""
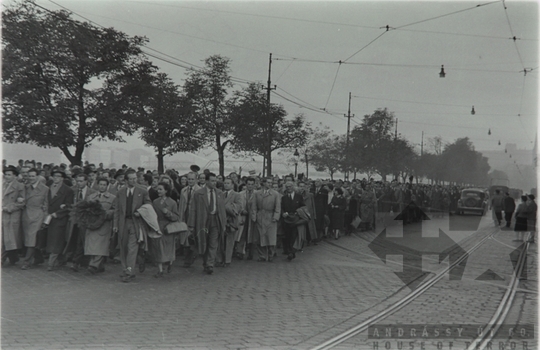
[21,181,49,247]
[2,180,26,250]
[251,189,281,247]
[85,191,116,256]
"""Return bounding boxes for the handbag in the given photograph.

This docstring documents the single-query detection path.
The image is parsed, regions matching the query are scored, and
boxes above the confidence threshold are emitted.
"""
[164,221,188,235]
[351,216,362,229]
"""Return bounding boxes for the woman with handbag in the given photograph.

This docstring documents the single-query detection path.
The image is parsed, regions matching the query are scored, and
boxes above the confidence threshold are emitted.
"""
[151,182,180,278]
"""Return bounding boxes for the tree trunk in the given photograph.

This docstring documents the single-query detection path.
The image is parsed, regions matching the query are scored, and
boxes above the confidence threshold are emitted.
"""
[330,171,334,181]
[216,131,224,176]
[266,149,272,177]
[157,146,164,174]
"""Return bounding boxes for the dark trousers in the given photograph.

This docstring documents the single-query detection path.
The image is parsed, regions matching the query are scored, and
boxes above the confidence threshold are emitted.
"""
[282,222,298,254]
[504,211,514,227]
[69,225,86,266]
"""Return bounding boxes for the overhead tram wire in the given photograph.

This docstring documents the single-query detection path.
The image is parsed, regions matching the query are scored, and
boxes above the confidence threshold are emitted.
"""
[276,87,325,112]
[323,63,342,111]
[43,0,255,87]
[516,74,533,143]
[124,0,537,42]
[392,0,500,30]
[501,0,525,70]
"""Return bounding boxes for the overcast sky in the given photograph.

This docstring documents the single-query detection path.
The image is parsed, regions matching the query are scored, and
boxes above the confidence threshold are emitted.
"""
[28,0,539,156]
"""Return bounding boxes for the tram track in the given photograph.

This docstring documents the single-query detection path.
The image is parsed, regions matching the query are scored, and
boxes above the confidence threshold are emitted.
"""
[308,225,523,350]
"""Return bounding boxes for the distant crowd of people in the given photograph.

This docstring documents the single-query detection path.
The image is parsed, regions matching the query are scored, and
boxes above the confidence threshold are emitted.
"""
[2,159,536,282]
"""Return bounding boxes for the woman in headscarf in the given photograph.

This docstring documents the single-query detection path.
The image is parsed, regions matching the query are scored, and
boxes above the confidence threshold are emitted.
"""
[329,187,346,240]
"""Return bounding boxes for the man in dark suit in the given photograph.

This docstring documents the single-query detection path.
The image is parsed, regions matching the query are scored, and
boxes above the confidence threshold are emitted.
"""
[45,168,74,271]
[311,179,328,239]
[64,173,97,271]
[281,181,305,261]
[503,192,516,228]
[113,169,152,282]
[188,172,227,275]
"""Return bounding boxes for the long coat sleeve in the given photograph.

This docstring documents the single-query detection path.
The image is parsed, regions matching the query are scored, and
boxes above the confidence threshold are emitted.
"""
[84,191,116,256]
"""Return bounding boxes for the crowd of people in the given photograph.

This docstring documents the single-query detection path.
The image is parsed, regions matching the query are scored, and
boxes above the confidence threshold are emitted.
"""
[2,159,536,282]
[489,189,537,242]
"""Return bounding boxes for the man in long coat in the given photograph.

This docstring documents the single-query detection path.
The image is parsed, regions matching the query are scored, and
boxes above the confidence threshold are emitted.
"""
[85,177,116,274]
[2,166,26,266]
[64,173,97,271]
[281,181,305,261]
[21,168,49,269]
[216,178,242,267]
[45,168,74,271]
[178,172,200,267]
[188,172,226,275]
[113,169,151,282]
[311,179,328,238]
[235,177,257,260]
[251,177,281,262]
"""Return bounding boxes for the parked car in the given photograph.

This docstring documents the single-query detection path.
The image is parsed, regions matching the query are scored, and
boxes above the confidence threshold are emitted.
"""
[456,188,488,215]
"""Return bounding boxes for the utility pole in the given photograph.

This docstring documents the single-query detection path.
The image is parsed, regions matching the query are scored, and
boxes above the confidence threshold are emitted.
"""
[394,118,398,140]
[421,131,424,156]
[262,53,276,177]
[344,92,354,180]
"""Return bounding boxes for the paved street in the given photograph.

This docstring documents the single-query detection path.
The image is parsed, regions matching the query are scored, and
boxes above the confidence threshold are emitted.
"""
[2,213,537,349]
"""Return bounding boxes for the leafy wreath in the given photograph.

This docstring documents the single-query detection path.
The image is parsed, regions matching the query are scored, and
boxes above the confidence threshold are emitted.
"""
[73,200,107,230]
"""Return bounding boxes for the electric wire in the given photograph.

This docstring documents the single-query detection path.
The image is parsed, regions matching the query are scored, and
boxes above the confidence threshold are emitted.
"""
[501,0,525,69]
[323,63,342,110]
[43,0,256,86]
[343,31,387,62]
[393,1,500,30]
[516,75,533,143]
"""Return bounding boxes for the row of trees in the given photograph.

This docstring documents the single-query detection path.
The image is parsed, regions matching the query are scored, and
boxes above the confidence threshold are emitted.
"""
[2,2,491,185]
[2,2,309,175]
[306,109,491,186]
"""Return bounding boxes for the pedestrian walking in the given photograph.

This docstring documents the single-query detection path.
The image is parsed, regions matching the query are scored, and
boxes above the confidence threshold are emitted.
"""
[216,178,242,267]
[113,169,152,282]
[178,172,200,267]
[252,177,281,262]
[329,188,346,240]
[514,195,529,241]
[84,177,116,274]
[490,189,504,226]
[45,168,74,271]
[151,182,180,277]
[188,172,226,275]
[503,192,516,228]
[20,168,49,269]
[2,165,25,266]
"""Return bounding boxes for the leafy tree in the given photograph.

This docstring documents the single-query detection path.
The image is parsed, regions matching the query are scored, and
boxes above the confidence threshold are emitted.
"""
[183,55,233,176]
[439,137,490,186]
[138,73,203,173]
[310,134,347,180]
[2,2,156,165]
[229,83,309,176]
[348,108,416,180]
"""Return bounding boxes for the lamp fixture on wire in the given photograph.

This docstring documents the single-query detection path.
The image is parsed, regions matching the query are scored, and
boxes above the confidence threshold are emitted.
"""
[471,106,475,115]
[505,149,507,153]
[488,128,491,135]
[498,140,501,146]
[439,65,445,78]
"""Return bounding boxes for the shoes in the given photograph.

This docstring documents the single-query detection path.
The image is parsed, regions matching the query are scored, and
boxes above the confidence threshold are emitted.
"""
[204,266,214,275]
[257,258,266,262]
[154,271,164,278]
[119,269,131,277]
[215,262,225,267]
[167,263,172,273]
[21,264,30,270]
[267,258,273,263]
[121,274,135,283]
[87,266,98,275]
[97,267,105,273]
[236,253,244,260]
[70,264,79,272]
[47,266,55,272]
[246,255,253,261]
[287,253,294,261]
[139,263,145,273]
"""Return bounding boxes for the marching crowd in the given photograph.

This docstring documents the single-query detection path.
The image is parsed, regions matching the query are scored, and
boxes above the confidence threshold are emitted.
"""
[2,159,536,282]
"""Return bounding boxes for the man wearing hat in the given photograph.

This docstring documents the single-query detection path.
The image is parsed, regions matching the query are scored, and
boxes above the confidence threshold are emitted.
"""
[44,168,74,270]
[178,172,200,268]
[109,170,125,196]
[2,166,26,266]
[85,167,98,190]
[20,168,49,269]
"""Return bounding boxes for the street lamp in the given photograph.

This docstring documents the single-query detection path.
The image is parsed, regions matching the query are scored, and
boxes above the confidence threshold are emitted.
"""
[294,148,299,178]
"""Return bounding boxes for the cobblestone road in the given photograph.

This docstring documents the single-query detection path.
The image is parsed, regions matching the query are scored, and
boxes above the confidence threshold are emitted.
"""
[2,214,537,350]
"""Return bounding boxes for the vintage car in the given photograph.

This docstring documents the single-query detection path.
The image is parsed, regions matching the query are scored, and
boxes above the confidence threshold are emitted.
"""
[456,188,488,215]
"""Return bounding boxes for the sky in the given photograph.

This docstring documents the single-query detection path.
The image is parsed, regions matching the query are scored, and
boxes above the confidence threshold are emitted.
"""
[9,0,540,160]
